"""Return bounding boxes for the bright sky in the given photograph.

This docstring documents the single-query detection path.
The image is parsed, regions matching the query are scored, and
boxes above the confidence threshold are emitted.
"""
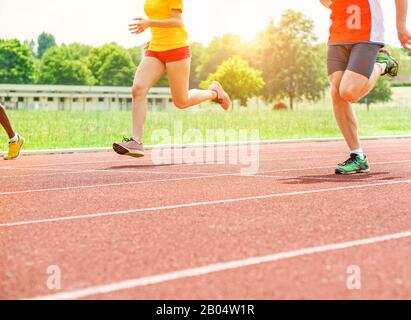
[0,0,407,47]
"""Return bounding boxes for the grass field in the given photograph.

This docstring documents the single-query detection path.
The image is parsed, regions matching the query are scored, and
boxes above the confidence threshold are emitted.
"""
[3,105,411,151]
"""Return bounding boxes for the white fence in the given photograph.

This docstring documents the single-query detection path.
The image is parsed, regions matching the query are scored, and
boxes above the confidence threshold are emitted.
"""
[0,84,173,111]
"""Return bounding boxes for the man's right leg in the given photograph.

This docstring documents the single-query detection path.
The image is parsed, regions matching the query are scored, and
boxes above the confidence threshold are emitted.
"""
[328,45,370,174]
[329,71,362,152]
[330,72,370,174]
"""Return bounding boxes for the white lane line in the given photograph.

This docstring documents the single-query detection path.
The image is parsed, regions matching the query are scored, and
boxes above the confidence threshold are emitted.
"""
[1,159,410,196]
[28,229,411,300]
[0,166,208,176]
[6,148,411,170]
[2,180,410,228]
[1,157,411,181]
[170,159,411,177]
[0,173,233,196]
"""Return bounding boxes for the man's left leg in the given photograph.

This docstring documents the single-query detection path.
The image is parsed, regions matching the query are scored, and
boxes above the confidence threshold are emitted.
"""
[339,45,398,103]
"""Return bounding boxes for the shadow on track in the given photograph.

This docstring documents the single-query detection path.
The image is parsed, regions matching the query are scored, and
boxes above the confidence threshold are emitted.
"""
[105,163,178,170]
[281,172,402,185]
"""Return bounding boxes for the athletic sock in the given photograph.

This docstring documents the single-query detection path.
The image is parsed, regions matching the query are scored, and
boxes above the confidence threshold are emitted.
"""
[9,134,18,143]
[351,149,365,160]
[376,62,387,74]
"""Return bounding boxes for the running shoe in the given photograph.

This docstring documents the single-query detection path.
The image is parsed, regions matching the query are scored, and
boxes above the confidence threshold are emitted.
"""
[3,135,25,160]
[209,81,231,111]
[376,48,399,77]
[113,138,145,158]
[335,154,370,175]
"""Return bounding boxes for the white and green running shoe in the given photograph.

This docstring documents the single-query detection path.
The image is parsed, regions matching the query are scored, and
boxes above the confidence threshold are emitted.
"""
[335,154,370,175]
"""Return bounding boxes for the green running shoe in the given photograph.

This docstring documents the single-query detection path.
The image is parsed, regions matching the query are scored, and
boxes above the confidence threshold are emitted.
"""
[376,48,399,77]
[335,154,370,175]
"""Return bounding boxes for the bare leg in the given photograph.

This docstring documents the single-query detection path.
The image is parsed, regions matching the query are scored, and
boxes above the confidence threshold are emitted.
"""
[329,71,361,151]
[131,57,165,142]
[0,104,15,139]
[166,58,217,109]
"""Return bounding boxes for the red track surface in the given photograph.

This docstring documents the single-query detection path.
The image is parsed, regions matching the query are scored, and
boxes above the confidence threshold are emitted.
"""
[1,138,411,300]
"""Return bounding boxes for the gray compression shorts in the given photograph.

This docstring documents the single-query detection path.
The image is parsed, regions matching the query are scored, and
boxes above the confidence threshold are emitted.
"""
[327,43,382,79]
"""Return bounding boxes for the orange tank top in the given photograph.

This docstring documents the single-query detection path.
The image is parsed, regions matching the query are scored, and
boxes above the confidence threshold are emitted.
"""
[329,0,384,45]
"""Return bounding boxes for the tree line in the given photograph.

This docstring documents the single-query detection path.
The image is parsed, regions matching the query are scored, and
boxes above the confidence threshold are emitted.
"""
[1,10,409,108]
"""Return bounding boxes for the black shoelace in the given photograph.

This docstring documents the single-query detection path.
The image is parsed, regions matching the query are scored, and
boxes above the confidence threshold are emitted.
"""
[122,137,134,143]
[338,154,358,166]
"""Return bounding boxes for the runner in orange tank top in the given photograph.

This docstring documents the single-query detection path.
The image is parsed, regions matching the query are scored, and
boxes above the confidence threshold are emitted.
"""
[320,0,410,174]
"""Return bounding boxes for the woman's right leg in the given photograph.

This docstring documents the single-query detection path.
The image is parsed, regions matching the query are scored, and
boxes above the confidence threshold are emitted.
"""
[131,57,165,142]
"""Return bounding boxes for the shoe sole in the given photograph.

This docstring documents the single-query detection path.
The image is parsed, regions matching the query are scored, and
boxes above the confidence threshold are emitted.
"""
[112,143,145,158]
[335,168,370,175]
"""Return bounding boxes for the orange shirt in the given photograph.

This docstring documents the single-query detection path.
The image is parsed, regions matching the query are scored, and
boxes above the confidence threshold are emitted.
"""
[329,0,384,45]
[144,0,188,51]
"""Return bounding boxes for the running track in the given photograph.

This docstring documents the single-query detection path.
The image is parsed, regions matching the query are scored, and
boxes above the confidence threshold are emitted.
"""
[1,138,411,300]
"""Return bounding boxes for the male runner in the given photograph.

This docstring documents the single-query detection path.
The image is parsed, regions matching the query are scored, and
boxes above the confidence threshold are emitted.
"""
[0,103,24,160]
[320,0,411,174]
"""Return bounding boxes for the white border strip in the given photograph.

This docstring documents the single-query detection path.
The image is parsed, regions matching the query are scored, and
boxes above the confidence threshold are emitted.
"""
[2,135,411,156]
[29,229,411,300]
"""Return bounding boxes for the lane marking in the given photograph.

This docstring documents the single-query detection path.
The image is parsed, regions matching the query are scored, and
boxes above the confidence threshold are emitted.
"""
[0,159,410,196]
[2,134,410,161]
[8,149,411,170]
[0,166,209,176]
[4,146,411,170]
[1,157,410,182]
[1,180,410,228]
[28,229,411,300]
[0,173,233,196]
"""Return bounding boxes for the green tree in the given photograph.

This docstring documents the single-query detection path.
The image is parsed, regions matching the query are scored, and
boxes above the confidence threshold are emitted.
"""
[0,39,35,84]
[128,46,142,66]
[23,39,37,57]
[196,34,249,82]
[257,10,328,110]
[37,32,56,58]
[201,56,265,106]
[65,43,93,58]
[99,51,136,86]
[358,78,392,111]
[38,46,94,85]
[88,44,136,86]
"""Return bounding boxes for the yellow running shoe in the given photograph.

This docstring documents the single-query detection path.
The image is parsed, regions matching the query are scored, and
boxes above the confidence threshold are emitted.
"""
[4,135,25,160]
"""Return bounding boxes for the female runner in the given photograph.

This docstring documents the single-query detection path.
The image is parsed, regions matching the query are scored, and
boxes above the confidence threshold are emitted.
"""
[113,0,231,157]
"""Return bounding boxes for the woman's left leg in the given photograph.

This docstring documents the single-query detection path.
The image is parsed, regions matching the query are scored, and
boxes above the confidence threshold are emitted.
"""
[166,58,217,109]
